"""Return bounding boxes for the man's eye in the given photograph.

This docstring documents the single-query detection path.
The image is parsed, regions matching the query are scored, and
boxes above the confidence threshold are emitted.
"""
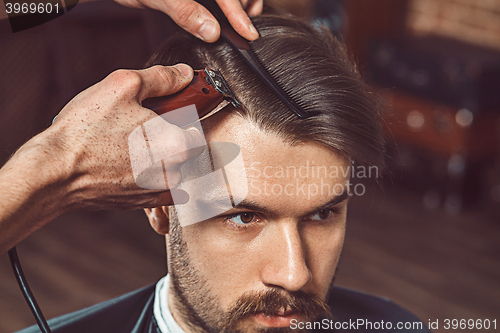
[229,213,256,224]
[310,209,333,221]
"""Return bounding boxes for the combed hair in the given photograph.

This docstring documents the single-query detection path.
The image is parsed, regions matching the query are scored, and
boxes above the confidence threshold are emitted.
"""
[146,13,385,171]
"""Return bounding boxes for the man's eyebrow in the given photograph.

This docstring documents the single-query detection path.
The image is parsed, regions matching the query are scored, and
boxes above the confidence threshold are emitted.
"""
[311,191,350,213]
[229,199,276,217]
[226,190,350,218]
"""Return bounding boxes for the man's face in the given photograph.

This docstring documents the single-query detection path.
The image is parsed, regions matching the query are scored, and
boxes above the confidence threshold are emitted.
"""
[164,111,349,333]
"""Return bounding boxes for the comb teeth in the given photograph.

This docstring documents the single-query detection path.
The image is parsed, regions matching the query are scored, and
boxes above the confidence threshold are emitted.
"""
[216,10,316,118]
[247,43,319,119]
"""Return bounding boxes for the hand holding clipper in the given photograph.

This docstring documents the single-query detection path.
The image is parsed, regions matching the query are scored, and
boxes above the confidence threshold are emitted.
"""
[142,68,239,127]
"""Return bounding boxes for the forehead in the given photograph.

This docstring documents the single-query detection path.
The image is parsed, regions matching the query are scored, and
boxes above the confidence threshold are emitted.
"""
[205,111,344,166]
[201,111,350,216]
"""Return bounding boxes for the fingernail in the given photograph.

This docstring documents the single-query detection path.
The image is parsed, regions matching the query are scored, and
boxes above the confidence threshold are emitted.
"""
[198,20,217,41]
[173,64,192,79]
[249,23,258,37]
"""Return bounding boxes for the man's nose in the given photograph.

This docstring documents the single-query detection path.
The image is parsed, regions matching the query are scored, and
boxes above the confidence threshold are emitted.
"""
[260,223,312,292]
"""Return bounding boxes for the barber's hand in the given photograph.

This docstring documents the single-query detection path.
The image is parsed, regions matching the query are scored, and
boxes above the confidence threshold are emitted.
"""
[114,0,263,42]
[0,64,203,254]
[48,64,204,210]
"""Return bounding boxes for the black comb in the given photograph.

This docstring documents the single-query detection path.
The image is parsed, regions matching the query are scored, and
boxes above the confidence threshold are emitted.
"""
[195,0,317,119]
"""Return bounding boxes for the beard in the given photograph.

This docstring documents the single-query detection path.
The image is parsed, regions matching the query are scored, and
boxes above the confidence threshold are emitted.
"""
[166,211,333,333]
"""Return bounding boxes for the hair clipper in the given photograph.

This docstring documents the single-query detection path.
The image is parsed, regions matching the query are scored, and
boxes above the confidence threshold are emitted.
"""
[142,68,239,127]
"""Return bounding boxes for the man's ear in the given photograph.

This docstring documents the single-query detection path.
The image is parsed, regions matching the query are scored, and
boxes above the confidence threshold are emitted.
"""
[144,207,170,235]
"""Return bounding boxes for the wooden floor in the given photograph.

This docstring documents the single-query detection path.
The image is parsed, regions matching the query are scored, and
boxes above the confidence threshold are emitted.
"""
[0,186,499,333]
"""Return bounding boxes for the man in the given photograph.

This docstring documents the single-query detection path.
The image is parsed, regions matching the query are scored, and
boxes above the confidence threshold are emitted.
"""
[137,13,427,333]
[6,11,429,333]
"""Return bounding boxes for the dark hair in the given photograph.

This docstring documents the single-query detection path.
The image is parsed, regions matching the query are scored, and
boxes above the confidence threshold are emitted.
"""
[146,14,385,171]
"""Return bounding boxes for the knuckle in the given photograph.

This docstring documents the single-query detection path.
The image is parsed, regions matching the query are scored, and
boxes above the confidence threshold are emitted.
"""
[132,194,157,209]
[142,194,163,208]
[173,2,199,27]
[151,65,177,88]
[107,69,143,94]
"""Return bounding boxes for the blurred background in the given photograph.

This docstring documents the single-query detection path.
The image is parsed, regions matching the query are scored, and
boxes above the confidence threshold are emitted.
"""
[0,0,499,332]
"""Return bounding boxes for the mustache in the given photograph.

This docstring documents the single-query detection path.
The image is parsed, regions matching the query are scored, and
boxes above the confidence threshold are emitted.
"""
[227,288,331,323]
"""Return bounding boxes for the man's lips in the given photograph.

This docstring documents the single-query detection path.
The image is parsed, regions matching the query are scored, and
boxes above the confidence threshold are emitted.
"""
[253,311,301,327]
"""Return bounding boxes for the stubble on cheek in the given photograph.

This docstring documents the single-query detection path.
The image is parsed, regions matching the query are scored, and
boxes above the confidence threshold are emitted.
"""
[166,209,340,333]
[167,214,225,333]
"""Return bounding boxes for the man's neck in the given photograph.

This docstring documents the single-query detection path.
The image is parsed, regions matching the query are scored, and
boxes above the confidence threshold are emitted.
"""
[167,284,195,333]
